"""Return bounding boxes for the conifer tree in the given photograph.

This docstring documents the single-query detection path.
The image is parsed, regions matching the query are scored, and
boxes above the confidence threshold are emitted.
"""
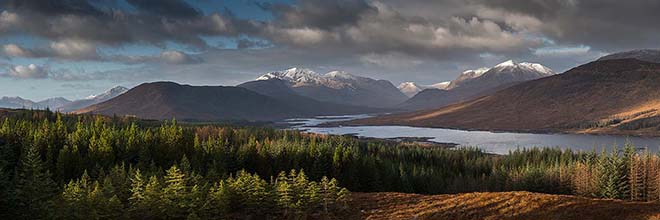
[163,165,188,218]
[143,175,163,218]
[14,145,57,219]
[276,171,293,216]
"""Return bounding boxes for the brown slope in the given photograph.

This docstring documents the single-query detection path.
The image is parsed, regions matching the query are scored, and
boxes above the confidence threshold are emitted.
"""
[75,82,308,121]
[353,192,660,220]
[347,59,660,135]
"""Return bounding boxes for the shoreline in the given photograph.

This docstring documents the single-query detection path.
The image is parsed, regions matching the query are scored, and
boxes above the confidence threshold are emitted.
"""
[323,121,660,138]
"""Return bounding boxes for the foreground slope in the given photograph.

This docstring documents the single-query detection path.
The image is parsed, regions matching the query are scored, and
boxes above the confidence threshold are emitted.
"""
[353,192,660,220]
[347,59,660,135]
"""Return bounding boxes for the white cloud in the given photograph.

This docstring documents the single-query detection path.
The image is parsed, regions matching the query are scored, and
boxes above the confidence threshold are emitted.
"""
[2,44,33,57]
[160,50,201,64]
[5,64,49,79]
[0,11,19,32]
[49,39,98,59]
[360,52,423,68]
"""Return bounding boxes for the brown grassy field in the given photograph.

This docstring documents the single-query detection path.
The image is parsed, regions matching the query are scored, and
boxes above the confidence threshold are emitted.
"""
[351,191,660,220]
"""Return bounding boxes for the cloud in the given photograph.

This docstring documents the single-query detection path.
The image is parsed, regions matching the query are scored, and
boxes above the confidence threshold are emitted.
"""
[125,0,201,18]
[2,44,33,57]
[0,0,238,49]
[360,52,423,68]
[2,0,660,87]
[3,64,49,79]
[0,11,19,32]
[49,39,98,59]
[270,0,375,29]
[159,50,202,64]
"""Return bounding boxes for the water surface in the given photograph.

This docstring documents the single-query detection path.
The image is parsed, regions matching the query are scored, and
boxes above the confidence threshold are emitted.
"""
[287,115,660,155]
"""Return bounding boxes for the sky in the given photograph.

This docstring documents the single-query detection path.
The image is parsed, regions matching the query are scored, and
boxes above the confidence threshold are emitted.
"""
[0,0,659,100]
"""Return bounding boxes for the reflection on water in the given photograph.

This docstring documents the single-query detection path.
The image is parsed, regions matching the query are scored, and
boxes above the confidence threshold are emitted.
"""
[286,115,660,155]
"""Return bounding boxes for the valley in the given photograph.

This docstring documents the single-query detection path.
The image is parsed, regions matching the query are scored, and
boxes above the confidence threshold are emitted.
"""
[4,1,660,219]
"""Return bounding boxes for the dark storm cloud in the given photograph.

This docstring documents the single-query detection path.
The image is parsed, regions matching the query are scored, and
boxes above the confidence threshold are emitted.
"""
[3,0,105,16]
[3,0,660,84]
[269,0,376,29]
[125,0,201,18]
[469,0,660,51]
[0,0,236,49]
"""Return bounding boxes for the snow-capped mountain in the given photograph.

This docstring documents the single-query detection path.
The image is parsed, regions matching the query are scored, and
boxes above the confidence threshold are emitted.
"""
[258,68,362,89]
[400,60,555,110]
[447,60,554,90]
[430,81,451,90]
[86,86,129,102]
[60,86,129,112]
[446,68,490,90]
[398,81,451,97]
[255,68,407,108]
[398,82,424,97]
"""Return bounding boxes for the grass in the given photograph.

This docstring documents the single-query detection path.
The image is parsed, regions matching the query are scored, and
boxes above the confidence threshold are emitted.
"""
[352,191,660,220]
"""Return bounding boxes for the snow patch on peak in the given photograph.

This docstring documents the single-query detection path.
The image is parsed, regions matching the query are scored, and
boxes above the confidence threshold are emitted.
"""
[519,62,555,75]
[430,81,451,90]
[462,67,490,78]
[398,81,451,97]
[87,86,128,100]
[495,60,517,68]
[398,82,423,97]
[325,70,357,80]
[257,67,320,82]
[491,60,555,76]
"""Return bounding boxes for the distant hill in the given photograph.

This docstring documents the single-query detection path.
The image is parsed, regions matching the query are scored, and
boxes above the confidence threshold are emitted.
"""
[0,86,127,112]
[347,59,660,136]
[0,96,40,109]
[60,86,128,112]
[76,81,381,121]
[238,79,386,115]
[256,68,408,108]
[37,97,72,110]
[399,60,555,110]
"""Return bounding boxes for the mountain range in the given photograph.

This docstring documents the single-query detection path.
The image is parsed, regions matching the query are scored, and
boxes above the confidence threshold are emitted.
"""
[0,86,128,112]
[75,81,381,121]
[344,58,660,136]
[256,68,408,108]
[398,60,556,110]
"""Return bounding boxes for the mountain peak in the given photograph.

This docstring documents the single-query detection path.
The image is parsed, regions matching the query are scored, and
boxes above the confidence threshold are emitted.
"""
[495,60,517,68]
[325,70,358,80]
[87,86,129,101]
[490,60,555,76]
[256,67,319,82]
[461,67,490,78]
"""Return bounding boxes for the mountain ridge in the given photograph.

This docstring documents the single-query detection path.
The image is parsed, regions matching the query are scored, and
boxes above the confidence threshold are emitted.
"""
[343,59,660,136]
[399,60,555,110]
[255,67,408,108]
[77,81,386,121]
